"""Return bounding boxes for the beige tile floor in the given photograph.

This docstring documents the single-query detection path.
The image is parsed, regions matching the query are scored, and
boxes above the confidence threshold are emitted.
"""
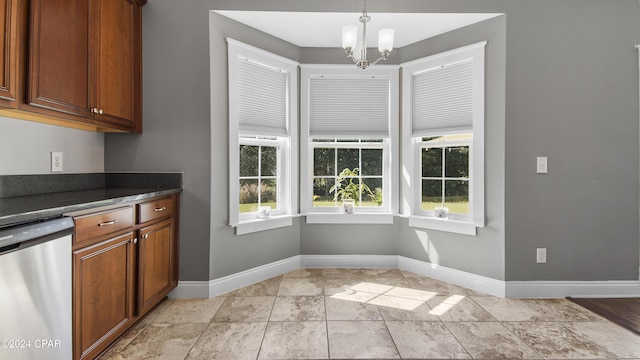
[98,268,640,360]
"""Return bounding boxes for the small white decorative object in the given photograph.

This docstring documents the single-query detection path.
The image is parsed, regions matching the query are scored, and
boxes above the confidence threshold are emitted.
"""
[257,206,271,219]
[434,206,449,219]
[342,199,355,214]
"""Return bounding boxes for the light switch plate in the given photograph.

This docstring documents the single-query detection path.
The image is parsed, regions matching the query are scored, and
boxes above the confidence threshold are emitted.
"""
[536,157,548,173]
[51,152,63,172]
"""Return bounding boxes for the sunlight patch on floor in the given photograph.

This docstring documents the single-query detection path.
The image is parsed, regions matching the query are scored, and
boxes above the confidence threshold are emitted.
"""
[330,281,463,314]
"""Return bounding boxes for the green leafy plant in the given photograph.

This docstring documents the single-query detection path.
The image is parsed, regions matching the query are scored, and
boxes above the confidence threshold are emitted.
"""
[329,168,374,205]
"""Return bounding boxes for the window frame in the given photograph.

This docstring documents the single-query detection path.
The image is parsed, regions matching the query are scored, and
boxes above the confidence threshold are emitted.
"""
[415,134,473,222]
[238,136,285,222]
[401,42,486,235]
[300,64,399,223]
[227,39,299,234]
[309,138,389,213]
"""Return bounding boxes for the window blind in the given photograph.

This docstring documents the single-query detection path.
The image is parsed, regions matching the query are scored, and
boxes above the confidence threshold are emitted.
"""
[309,77,390,137]
[238,58,288,136]
[412,59,474,135]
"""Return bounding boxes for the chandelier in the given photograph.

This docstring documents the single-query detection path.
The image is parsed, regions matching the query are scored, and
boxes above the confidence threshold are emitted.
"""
[341,1,394,70]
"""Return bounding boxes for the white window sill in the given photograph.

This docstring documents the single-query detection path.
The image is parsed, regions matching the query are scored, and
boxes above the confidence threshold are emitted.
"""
[408,216,481,236]
[232,215,294,235]
[305,213,394,225]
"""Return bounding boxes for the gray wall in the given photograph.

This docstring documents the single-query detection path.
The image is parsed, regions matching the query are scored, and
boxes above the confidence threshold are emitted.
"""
[0,116,104,175]
[104,0,640,283]
[502,1,640,281]
[208,12,301,278]
[105,0,213,280]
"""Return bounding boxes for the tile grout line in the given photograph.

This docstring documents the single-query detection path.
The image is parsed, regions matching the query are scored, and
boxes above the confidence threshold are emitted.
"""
[256,275,283,360]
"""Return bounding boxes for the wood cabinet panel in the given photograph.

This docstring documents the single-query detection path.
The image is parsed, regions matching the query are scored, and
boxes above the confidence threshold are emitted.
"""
[137,218,175,315]
[73,206,134,245]
[0,0,17,104]
[92,0,141,130]
[0,0,144,132]
[29,0,92,117]
[138,197,175,224]
[73,232,135,360]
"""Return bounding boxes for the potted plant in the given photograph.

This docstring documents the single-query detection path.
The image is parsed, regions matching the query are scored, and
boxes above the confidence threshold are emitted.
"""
[329,168,374,214]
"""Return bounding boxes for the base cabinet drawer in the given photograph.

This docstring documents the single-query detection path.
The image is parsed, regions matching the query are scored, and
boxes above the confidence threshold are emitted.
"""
[74,206,134,245]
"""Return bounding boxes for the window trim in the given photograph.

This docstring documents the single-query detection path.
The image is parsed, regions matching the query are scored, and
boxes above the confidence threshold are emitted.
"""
[401,41,487,235]
[227,39,299,233]
[300,64,400,222]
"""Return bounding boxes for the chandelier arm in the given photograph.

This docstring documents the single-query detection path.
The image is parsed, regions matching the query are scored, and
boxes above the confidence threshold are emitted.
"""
[369,51,391,67]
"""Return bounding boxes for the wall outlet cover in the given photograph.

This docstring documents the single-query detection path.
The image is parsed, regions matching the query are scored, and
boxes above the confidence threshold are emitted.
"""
[51,151,63,172]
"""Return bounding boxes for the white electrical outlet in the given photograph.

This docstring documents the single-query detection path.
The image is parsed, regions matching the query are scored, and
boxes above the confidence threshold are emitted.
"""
[536,248,547,263]
[51,152,63,172]
[536,157,548,173]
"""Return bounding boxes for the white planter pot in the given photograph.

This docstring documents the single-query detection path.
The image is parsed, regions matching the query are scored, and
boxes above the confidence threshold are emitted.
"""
[342,199,355,214]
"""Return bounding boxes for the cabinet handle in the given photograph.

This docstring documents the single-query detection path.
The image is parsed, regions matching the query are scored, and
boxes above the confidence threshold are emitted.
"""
[91,108,97,114]
[133,238,138,244]
[153,207,166,212]
[98,109,103,115]
[98,219,119,226]
[142,234,149,239]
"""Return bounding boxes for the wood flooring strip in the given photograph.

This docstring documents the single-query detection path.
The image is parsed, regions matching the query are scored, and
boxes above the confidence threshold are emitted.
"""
[568,297,640,335]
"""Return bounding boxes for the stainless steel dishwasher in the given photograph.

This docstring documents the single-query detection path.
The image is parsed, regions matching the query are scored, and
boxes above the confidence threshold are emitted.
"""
[0,217,73,360]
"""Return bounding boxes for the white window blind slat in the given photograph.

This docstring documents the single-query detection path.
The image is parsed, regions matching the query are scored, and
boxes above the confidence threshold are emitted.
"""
[412,59,474,134]
[309,77,390,137]
[238,59,288,136]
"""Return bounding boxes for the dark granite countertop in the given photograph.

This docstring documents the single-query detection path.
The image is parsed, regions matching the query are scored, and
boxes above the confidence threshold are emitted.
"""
[0,173,182,228]
[0,187,181,228]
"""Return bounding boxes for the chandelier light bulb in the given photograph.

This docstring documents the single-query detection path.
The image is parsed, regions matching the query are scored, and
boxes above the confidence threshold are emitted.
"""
[342,25,358,50]
[378,28,394,53]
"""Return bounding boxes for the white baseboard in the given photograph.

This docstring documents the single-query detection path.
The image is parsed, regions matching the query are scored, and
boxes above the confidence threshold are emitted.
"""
[505,280,640,298]
[169,255,300,299]
[169,254,640,299]
[300,254,398,269]
[397,256,506,297]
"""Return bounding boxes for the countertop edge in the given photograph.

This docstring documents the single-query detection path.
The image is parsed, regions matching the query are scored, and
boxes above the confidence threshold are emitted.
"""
[0,188,182,228]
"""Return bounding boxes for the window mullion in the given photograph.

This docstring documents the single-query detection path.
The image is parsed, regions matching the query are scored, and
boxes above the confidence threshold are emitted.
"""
[257,146,262,207]
[441,147,446,208]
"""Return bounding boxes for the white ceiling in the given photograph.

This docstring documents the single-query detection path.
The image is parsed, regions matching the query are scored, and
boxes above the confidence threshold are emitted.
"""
[214,11,502,48]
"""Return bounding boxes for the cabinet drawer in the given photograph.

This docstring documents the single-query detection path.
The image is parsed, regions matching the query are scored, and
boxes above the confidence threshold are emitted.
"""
[74,207,134,244]
[138,197,174,224]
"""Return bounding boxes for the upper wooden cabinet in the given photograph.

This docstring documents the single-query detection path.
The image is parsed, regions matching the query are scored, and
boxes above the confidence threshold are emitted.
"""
[28,0,142,132]
[0,0,18,106]
[0,0,144,132]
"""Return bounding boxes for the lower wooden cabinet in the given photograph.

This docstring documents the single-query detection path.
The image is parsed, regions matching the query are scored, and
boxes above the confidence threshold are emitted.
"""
[137,218,176,315]
[73,232,136,360]
[70,193,179,360]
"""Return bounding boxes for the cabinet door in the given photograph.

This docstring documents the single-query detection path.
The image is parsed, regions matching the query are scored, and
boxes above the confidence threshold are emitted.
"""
[29,0,92,118]
[137,218,176,315]
[73,232,135,360]
[91,0,142,132]
[0,0,17,105]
